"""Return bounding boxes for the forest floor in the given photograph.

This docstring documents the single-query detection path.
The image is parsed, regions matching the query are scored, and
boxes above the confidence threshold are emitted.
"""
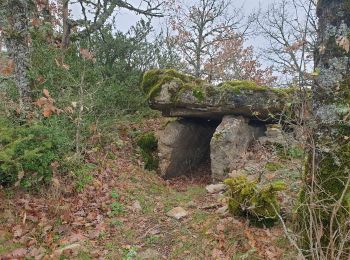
[0,117,302,259]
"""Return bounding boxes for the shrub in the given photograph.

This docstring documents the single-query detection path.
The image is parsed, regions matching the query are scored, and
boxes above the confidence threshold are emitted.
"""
[0,117,71,188]
[224,176,286,226]
[136,132,158,171]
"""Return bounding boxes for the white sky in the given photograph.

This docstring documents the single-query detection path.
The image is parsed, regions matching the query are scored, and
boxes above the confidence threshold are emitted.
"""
[71,0,276,48]
[70,0,279,72]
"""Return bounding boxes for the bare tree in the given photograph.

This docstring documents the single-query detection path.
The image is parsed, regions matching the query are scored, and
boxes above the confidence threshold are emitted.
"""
[72,0,164,39]
[257,0,317,86]
[168,0,249,78]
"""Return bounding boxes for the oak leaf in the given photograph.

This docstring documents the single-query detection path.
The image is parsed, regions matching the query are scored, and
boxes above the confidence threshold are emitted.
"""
[336,36,350,53]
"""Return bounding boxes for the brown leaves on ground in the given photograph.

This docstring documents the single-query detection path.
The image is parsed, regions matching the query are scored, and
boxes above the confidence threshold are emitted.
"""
[0,59,14,77]
[0,118,295,259]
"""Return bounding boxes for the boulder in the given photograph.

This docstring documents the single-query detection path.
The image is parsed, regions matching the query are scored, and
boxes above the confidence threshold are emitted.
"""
[142,69,295,121]
[157,118,216,178]
[210,116,266,181]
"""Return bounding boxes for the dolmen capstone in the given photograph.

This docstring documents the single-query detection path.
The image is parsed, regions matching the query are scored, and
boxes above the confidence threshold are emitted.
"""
[141,69,297,181]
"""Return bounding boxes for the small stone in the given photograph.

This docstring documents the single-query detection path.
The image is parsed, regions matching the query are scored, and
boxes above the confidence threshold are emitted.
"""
[149,228,161,235]
[186,201,196,208]
[166,207,188,219]
[216,205,229,216]
[205,183,226,194]
[131,200,142,212]
[138,248,160,259]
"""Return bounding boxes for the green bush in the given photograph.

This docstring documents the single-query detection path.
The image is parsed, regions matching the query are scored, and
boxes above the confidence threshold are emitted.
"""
[0,117,71,188]
[224,176,286,226]
[136,132,158,171]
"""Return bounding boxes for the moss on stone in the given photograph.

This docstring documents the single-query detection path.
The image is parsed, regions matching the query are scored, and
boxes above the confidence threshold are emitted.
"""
[192,88,205,102]
[142,69,297,105]
[217,80,295,97]
[218,80,265,93]
[224,176,286,226]
[141,69,203,99]
[136,132,159,171]
[318,142,350,209]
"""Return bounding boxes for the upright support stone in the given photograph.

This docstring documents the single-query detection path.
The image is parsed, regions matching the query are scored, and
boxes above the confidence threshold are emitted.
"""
[157,118,216,178]
[210,116,266,181]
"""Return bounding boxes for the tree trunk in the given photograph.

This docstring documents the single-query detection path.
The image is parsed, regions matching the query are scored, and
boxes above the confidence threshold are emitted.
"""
[4,0,32,118]
[61,0,70,48]
[299,0,350,257]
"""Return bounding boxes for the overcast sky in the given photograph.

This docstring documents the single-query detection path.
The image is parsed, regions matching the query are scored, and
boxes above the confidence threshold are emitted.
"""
[71,0,276,36]
[114,0,275,33]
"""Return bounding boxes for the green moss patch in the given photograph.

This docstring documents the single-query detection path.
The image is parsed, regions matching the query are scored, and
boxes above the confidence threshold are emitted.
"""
[141,69,203,99]
[141,69,298,104]
[217,80,295,97]
[136,132,159,171]
[224,176,286,227]
[265,162,284,171]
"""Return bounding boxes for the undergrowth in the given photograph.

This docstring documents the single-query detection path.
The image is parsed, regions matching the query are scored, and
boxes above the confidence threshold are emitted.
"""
[136,131,159,171]
[0,116,72,188]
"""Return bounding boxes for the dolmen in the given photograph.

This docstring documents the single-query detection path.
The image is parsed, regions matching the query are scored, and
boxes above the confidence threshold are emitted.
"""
[141,69,298,181]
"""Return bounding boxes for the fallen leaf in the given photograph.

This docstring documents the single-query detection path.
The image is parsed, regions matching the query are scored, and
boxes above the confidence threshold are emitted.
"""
[13,225,23,238]
[336,35,350,53]
[43,89,50,98]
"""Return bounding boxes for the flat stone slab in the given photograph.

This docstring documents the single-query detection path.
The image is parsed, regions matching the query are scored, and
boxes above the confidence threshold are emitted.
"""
[142,69,295,121]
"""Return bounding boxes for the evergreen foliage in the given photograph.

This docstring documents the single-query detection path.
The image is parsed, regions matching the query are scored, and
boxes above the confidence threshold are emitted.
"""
[0,117,72,188]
